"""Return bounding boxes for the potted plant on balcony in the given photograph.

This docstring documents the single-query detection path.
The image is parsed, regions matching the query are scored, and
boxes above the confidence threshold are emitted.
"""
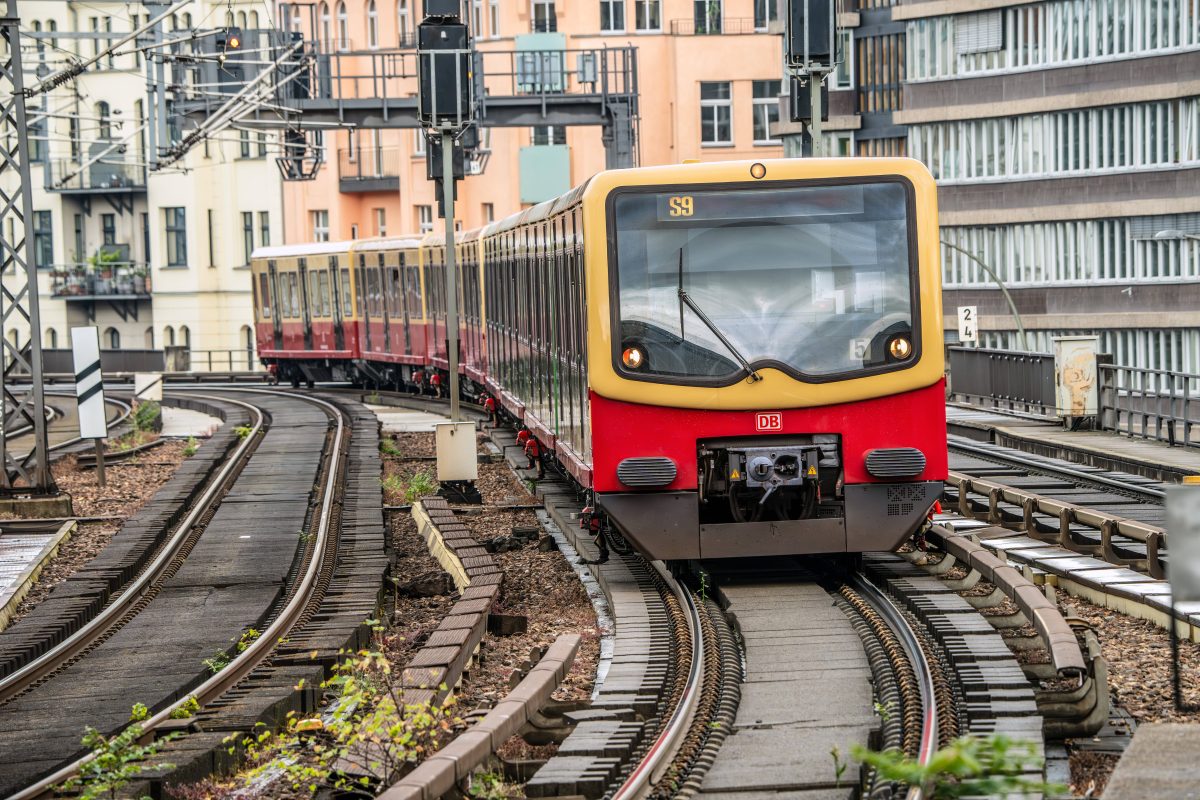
[132,266,148,295]
[87,249,120,294]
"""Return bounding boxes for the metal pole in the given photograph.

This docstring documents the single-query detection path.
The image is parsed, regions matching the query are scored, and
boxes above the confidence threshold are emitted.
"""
[442,128,460,422]
[0,0,54,492]
[941,239,1030,351]
[93,439,106,488]
[808,71,823,157]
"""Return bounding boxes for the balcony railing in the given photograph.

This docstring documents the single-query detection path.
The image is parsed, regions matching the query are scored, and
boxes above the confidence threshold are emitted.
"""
[50,263,152,299]
[44,159,147,193]
[338,146,401,180]
[337,145,401,192]
[669,17,760,35]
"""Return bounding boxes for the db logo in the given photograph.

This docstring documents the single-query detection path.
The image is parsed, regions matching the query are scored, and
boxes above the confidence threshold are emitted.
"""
[755,412,783,432]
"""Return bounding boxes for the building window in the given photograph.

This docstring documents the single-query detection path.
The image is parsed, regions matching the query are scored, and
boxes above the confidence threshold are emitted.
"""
[33,211,52,269]
[531,125,567,145]
[600,0,624,31]
[833,29,854,89]
[414,129,426,156]
[350,223,359,239]
[101,213,116,245]
[700,81,732,146]
[374,208,386,236]
[73,213,84,262]
[753,0,778,31]
[164,207,187,267]
[319,2,331,47]
[242,212,254,264]
[257,132,268,157]
[752,80,781,145]
[488,0,500,37]
[207,209,215,267]
[634,0,660,30]
[312,209,330,242]
[141,212,150,263]
[827,131,854,157]
[471,0,482,35]
[69,117,80,159]
[418,205,433,233]
[96,101,111,139]
[532,0,557,32]
[910,98,1200,183]
[397,0,411,45]
[259,211,270,247]
[105,327,120,349]
[694,0,721,34]
[367,0,379,48]
[46,328,57,349]
[181,325,191,348]
[336,2,349,50]
[483,202,494,222]
[240,129,252,158]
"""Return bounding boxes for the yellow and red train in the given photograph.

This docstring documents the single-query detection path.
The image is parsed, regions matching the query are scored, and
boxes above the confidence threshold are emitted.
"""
[251,158,947,560]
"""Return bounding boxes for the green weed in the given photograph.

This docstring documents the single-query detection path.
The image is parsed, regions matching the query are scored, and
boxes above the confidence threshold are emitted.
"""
[58,725,176,800]
[182,436,199,457]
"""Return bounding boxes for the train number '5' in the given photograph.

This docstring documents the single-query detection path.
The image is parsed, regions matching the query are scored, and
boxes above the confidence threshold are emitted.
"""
[755,412,783,432]
[668,196,694,217]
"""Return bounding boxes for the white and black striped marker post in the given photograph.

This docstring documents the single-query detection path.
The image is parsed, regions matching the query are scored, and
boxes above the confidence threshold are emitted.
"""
[71,327,108,487]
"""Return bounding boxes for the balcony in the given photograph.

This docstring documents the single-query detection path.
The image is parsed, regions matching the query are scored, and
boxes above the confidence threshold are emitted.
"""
[51,262,151,301]
[45,159,147,194]
[668,17,760,35]
[337,146,400,193]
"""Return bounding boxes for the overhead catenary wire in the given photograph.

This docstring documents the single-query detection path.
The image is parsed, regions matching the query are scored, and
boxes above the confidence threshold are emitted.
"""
[25,1,195,97]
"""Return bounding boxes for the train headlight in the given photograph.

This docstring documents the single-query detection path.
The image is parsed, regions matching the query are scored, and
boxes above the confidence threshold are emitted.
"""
[888,336,913,361]
[621,345,645,370]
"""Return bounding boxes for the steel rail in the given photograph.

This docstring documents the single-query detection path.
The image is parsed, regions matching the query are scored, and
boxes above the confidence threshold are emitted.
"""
[0,393,264,706]
[610,561,704,800]
[948,435,1165,502]
[3,394,130,452]
[8,389,347,800]
[848,573,939,800]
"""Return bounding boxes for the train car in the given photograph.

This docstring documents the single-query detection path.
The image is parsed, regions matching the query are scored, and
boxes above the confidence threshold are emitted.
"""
[250,241,358,386]
[478,158,945,560]
[349,236,428,386]
[255,157,946,561]
[420,229,488,382]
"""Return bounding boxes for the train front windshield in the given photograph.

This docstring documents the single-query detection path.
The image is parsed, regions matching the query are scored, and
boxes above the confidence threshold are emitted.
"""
[611,180,917,383]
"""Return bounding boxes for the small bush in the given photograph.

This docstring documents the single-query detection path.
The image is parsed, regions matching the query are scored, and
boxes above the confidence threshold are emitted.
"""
[182,436,199,457]
[852,735,1063,799]
[170,696,201,720]
[380,470,440,504]
[58,725,176,800]
[234,425,253,440]
[379,437,402,457]
[132,401,161,433]
[129,702,150,723]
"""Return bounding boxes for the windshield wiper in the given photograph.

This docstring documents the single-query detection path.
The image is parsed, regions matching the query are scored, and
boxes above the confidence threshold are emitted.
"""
[676,248,763,383]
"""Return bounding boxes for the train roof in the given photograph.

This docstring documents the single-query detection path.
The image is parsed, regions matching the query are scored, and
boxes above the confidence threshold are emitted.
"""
[350,235,425,252]
[251,241,351,259]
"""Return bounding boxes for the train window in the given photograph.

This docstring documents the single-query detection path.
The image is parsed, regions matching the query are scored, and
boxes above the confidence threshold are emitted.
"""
[340,268,352,316]
[366,267,380,316]
[309,271,323,317]
[610,181,916,382]
[287,273,300,318]
[259,273,271,317]
[318,271,331,316]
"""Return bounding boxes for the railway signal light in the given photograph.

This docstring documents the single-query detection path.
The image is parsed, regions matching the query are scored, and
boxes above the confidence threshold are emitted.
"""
[215,27,243,62]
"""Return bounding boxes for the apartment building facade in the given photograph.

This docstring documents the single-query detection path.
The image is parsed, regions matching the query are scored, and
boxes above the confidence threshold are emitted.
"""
[893,0,1200,372]
[282,0,788,243]
[3,0,282,366]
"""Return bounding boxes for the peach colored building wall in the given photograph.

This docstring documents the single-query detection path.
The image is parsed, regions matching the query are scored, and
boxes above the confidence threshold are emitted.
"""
[283,0,785,243]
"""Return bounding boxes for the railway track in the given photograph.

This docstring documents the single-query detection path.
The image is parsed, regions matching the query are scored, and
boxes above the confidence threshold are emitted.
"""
[946,434,1170,577]
[0,388,365,798]
[2,393,132,460]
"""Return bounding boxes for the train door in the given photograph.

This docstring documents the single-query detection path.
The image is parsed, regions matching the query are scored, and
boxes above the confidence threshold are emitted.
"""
[268,260,283,349]
[379,253,392,355]
[357,254,371,353]
[329,255,345,351]
[298,257,314,350]
[398,251,413,354]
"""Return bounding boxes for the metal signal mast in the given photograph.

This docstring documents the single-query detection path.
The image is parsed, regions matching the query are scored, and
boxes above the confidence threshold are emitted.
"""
[0,0,54,493]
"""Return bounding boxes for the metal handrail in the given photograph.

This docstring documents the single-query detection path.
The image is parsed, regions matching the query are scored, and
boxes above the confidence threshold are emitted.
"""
[1099,363,1200,447]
